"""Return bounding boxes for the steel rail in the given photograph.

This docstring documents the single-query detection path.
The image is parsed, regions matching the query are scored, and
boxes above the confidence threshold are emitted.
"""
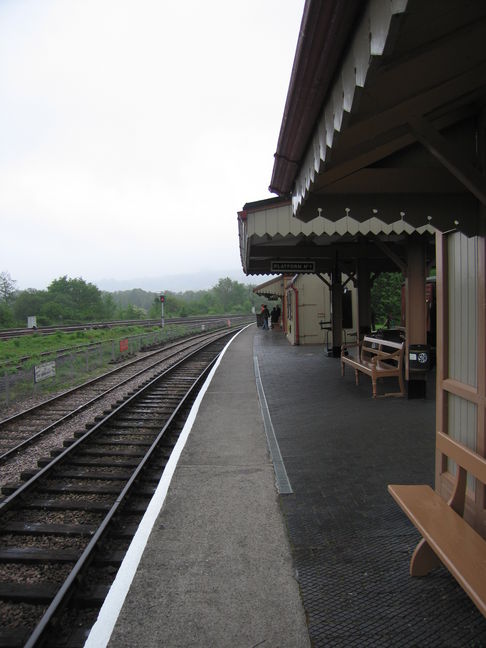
[0,327,230,465]
[0,316,250,371]
[0,329,232,511]
[0,326,225,426]
[22,340,221,648]
[0,314,248,339]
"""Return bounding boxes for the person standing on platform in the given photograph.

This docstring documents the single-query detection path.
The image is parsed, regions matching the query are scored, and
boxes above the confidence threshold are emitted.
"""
[270,306,278,329]
[262,304,270,330]
[258,303,266,328]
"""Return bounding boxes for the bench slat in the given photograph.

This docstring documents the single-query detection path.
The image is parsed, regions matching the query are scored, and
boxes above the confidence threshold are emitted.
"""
[388,484,486,617]
[362,335,403,349]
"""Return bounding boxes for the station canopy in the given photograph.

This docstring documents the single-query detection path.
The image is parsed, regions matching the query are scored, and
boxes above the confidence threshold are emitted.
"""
[238,196,436,277]
[238,0,486,281]
[251,275,285,300]
[268,0,486,241]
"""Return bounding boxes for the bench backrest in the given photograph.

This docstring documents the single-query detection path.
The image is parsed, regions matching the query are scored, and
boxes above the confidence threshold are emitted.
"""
[361,336,404,365]
[362,336,403,351]
[437,431,486,485]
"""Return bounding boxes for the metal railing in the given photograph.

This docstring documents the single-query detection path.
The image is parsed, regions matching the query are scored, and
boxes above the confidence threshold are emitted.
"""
[0,321,227,410]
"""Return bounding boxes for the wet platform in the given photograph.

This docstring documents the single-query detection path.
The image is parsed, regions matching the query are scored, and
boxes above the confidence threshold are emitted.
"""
[87,324,486,647]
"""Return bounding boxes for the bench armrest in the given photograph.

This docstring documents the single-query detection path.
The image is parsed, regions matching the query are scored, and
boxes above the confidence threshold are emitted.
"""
[341,342,360,350]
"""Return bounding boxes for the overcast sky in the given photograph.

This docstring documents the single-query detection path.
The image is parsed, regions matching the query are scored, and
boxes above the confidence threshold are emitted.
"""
[0,0,304,291]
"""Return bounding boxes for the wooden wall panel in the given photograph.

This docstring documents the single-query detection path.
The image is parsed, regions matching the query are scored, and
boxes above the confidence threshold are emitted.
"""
[447,233,478,387]
[437,230,486,534]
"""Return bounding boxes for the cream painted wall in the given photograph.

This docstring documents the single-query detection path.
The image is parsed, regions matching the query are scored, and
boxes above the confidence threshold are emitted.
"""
[285,274,357,346]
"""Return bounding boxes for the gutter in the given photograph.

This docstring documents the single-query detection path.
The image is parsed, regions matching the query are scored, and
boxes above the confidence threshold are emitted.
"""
[269,0,363,197]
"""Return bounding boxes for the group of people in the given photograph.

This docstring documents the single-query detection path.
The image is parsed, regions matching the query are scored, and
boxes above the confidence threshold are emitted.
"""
[260,303,281,330]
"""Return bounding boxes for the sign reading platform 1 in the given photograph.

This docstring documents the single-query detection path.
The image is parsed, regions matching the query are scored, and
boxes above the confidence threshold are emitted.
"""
[270,261,315,273]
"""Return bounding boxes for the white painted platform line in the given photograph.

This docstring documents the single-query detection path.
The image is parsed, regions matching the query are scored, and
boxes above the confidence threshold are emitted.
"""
[253,356,293,495]
[84,325,252,648]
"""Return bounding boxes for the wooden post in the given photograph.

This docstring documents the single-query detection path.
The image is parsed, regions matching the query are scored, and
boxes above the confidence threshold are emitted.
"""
[477,217,486,518]
[435,230,448,491]
[357,257,371,338]
[331,259,343,356]
[405,236,427,396]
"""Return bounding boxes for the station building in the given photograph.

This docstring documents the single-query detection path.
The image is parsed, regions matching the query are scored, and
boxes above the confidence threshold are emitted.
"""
[238,0,486,537]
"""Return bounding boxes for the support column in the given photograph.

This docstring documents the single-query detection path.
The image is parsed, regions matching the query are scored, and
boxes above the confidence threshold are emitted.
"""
[435,231,448,490]
[357,258,372,338]
[405,236,427,397]
[476,219,486,520]
[331,260,343,357]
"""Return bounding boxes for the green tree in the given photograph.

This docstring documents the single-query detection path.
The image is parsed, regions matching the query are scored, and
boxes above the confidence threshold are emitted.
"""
[40,300,67,324]
[110,289,157,311]
[120,303,145,320]
[371,272,403,327]
[148,296,162,319]
[0,271,17,304]
[190,290,215,314]
[0,303,15,327]
[101,293,118,320]
[47,276,105,322]
[247,284,264,311]
[13,289,48,326]
[148,293,184,318]
[212,277,250,313]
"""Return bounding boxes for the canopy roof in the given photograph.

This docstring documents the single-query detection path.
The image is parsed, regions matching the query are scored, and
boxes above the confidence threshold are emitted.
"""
[252,275,285,299]
[269,0,486,237]
[238,197,435,276]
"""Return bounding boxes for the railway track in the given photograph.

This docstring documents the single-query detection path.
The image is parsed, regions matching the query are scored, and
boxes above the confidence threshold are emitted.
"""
[0,328,236,647]
[0,326,239,491]
[0,315,244,340]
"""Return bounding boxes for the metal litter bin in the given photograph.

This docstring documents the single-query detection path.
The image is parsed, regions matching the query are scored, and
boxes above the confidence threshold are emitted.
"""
[408,344,431,371]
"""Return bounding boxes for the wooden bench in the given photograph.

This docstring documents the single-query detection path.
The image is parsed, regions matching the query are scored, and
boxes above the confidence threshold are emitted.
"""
[340,335,405,398]
[388,431,486,618]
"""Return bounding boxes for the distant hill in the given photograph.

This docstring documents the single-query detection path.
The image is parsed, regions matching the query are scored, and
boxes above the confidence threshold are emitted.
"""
[96,269,259,293]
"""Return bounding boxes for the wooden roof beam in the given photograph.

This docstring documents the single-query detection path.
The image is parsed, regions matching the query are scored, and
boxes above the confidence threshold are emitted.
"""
[408,115,486,207]
[372,238,407,275]
[316,273,332,289]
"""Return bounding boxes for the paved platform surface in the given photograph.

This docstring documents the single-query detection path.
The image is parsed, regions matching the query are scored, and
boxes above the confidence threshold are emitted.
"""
[91,324,486,647]
[254,326,486,648]
[101,325,310,648]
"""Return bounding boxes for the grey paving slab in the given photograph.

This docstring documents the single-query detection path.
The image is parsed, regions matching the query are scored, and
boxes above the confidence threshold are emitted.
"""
[254,327,486,648]
[107,326,310,648]
[104,323,486,648]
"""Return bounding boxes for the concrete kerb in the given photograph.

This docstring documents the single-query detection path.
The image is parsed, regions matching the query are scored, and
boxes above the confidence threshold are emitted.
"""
[86,324,310,648]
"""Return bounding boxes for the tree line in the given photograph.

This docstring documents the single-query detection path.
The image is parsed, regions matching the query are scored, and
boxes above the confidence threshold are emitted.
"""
[0,270,406,330]
[0,272,263,328]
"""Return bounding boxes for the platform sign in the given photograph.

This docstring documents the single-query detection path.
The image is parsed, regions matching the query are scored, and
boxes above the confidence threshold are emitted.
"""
[270,261,315,273]
[34,360,56,383]
[119,338,129,353]
[27,316,37,329]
